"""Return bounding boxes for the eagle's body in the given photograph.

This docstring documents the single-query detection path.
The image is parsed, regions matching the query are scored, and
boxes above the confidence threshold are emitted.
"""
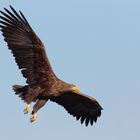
[0,6,102,126]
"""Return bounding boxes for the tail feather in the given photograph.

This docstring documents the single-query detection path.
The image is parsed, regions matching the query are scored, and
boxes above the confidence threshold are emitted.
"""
[13,85,24,94]
[12,85,40,103]
[13,85,28,101]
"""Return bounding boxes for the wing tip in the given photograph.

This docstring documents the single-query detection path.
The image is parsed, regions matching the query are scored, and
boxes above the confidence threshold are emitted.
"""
[9,5,13,9]
[81,107,103,126]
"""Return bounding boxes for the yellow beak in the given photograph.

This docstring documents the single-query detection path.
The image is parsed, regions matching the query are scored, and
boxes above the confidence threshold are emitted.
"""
[71,86,80,92]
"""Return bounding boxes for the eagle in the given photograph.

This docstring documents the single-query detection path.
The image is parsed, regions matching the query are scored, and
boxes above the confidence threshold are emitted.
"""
[0,6,102,126]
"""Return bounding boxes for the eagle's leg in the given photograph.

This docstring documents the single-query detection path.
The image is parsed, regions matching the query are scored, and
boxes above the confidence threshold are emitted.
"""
[30,99,48,122]
[23,104,30,114]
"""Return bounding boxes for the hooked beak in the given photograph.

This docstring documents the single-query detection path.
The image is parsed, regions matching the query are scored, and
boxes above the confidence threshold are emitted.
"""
[71,86,80,92]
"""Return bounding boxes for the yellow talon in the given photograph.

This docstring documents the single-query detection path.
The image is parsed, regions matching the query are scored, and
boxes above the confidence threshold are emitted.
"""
[23,104,30,114]
[30,113,37,122]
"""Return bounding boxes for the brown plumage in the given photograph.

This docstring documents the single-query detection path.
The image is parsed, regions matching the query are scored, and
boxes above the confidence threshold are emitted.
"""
[0,6,102,126]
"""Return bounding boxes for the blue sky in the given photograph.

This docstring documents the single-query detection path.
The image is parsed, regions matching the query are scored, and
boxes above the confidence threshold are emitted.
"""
[0,0,140,140]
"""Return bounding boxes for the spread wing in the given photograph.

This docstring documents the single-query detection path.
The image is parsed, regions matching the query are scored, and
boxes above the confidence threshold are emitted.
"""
[0,6,55,84]
[51,91,103,126]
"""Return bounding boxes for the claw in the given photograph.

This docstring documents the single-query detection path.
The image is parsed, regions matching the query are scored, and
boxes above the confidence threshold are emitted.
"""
[30,113,37,122]
[23,104,30,114]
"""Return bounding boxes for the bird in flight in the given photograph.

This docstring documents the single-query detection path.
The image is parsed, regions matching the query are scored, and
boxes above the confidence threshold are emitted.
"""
[0,6,102,126]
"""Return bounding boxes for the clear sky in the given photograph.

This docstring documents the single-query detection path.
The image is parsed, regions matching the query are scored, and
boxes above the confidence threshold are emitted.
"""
[0,0,140,140]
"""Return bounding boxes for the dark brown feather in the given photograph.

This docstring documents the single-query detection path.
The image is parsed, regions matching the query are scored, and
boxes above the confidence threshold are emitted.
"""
[51,91,102,126]
[0,6,56,84]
